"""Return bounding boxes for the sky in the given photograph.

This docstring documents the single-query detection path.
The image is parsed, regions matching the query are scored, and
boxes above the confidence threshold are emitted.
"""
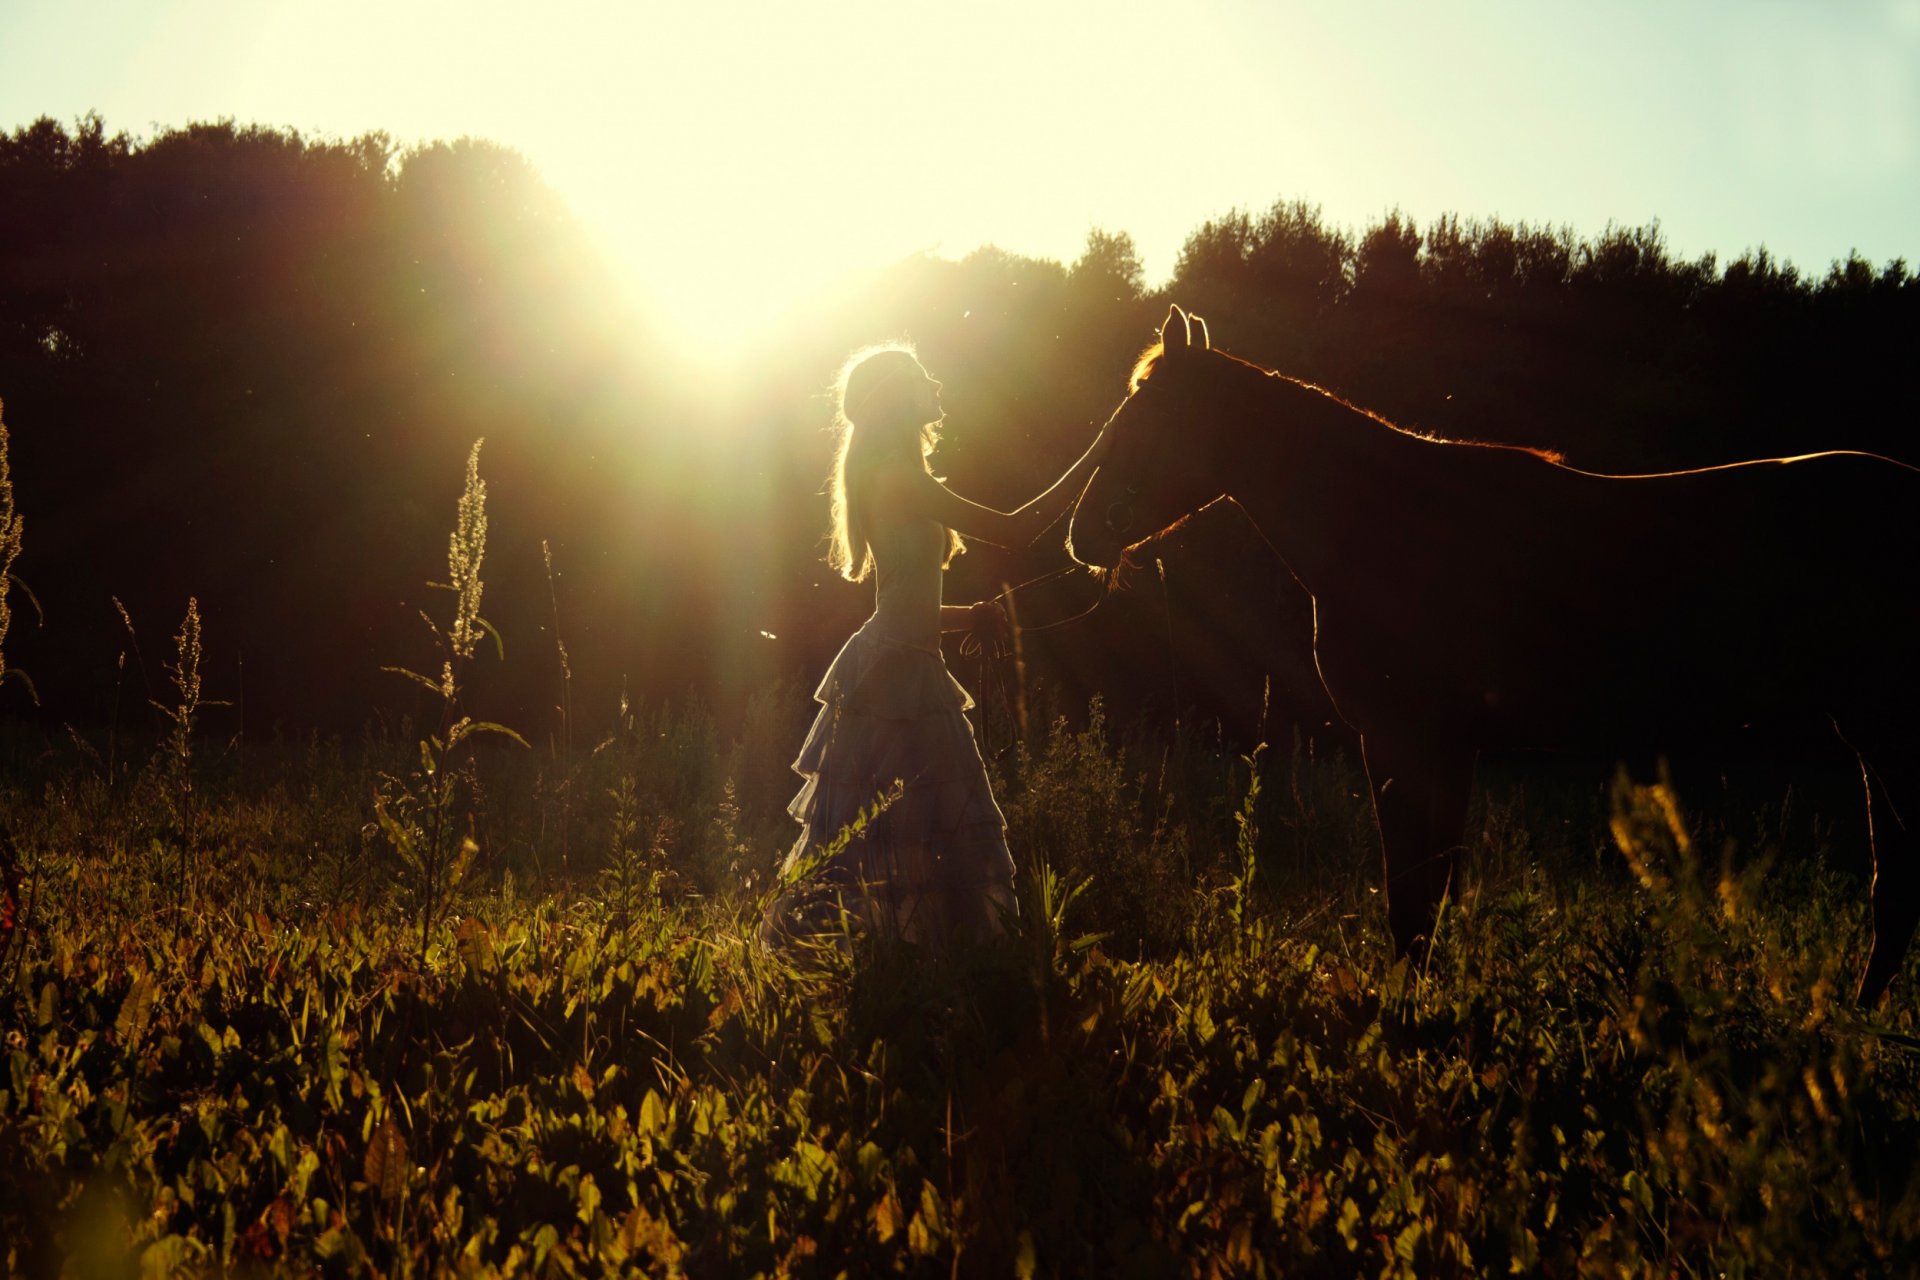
[3,0,1917,361]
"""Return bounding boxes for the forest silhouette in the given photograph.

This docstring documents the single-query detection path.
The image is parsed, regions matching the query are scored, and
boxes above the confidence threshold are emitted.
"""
[1,113,1915,739]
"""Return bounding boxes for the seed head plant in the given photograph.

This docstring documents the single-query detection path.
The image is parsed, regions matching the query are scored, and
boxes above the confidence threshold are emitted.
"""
[375,439,527,963]
[446,439,488,664]
[154,597,212,918]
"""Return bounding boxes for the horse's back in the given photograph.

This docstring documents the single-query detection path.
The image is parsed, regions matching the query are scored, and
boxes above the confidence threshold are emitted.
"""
[1555,451,1919,731]
[1317,445,1920,748]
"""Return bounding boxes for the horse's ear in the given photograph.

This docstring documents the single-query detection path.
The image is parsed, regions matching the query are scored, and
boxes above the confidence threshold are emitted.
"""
[1190,312,1211,350]
[1160,304,1191,354]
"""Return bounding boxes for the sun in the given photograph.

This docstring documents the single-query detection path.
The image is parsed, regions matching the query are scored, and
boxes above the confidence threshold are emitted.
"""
[477,2,1168,369]
[500,4,959,369]
[578,195,896,371]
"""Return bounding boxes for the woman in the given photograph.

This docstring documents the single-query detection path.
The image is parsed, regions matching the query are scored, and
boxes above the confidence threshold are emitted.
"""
[765,343,1112,944]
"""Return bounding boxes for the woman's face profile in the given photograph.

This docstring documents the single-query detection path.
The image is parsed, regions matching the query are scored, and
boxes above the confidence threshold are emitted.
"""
[908,365,943,423]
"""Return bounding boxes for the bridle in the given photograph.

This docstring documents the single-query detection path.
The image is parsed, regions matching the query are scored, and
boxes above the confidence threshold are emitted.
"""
[1089,376,1290,571]
[1101,381,1159,539]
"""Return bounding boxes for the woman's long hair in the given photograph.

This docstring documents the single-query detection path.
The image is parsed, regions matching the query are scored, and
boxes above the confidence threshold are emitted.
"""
[826,344,967,582]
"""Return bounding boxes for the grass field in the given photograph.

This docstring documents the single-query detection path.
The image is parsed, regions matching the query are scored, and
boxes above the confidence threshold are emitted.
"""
[2,693,1918,1278]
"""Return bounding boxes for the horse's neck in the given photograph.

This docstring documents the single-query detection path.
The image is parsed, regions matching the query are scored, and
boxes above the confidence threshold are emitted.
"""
[1220,373,1401,593]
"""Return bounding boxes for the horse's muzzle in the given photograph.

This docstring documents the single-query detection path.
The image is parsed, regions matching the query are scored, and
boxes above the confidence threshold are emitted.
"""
[1106,486,1139,537]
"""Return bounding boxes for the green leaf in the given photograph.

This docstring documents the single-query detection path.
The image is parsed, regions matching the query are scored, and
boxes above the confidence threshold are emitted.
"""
[531,1223,559,1267]
[575,1172,601,1225]
[1336,1197,1361,1250]
[448,836,477,891]
[463,720,530,749]
[364,1114,407,1202]
[6,573,43,628]
[0,667,39,706]
[139,1235,190,1277]
[1621,1169,1654,1215]
[115,974,158,1047]
[457,919,496,973]
[372,793,415,859]
[380,665,445,697]
[639,1089,667,1136]
[478,615,506,661]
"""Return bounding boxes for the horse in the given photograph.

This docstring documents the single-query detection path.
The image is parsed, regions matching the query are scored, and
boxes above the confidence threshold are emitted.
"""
[1068,304,1920,1005]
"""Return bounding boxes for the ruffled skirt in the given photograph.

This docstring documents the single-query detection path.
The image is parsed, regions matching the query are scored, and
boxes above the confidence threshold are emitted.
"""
[764,622,1017,944]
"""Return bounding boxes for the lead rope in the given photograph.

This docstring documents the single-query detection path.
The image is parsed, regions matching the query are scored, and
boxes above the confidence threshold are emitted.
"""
[959,496,1295,764]
[957,561,1107,763]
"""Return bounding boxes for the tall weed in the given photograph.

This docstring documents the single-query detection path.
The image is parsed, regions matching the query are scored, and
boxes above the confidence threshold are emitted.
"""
[372,439,527,961]
[153,597,209,918]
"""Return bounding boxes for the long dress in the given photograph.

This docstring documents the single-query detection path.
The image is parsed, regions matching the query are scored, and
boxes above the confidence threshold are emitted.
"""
[764,512,1018,943]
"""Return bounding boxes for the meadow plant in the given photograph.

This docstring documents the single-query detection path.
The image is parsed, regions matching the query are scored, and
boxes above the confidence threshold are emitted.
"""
[299,734,379,908]
[725,677,811,851]
[582,691,744,897]
[1588,768,1915,1269]
[373,439,527,962]
[103,596,152,791]
[2,689,1917,1275]
[1229,744,1265,935]
[601,775,670,924]
[153,597,209,915]
[540,538,578,872]
[0,399,33,706]
[0,399,31,979]
[702,778,754,894]
[1001,698,1193,955]
[0,828,22,994]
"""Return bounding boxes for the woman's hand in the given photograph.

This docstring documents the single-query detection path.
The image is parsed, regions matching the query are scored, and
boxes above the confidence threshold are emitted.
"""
[967,599,1011,658]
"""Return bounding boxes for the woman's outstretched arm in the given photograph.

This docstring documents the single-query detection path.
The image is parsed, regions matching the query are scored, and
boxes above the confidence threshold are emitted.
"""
[876,424,1113,550]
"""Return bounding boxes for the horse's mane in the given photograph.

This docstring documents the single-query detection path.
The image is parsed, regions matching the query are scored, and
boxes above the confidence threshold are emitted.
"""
[1126,344,1163,393]
[1132,341,1565,466]
[1276,368,1568,466]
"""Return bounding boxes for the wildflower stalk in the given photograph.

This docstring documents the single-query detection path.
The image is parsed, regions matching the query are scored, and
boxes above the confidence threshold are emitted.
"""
[154,597,207,916]
[1230,744,1266,936]
[0,400,38,705]
[375,439,527,964]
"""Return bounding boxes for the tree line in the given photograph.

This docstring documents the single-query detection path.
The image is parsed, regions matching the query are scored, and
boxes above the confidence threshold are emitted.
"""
[1,114,1913,738]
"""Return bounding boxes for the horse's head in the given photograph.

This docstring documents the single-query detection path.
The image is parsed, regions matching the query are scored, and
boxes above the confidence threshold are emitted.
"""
[1068,303,1227,572]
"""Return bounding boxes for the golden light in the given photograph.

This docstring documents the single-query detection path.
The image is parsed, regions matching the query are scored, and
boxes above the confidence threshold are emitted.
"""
[12,0,1911,368]
[323,0,1291,369]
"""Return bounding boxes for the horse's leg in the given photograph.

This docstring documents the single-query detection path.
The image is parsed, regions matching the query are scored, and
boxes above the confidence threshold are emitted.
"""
[1848,737,1916,1006]
[1360,731,1477,959]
